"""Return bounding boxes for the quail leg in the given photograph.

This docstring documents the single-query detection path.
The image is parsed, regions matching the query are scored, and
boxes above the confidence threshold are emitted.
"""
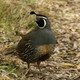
[37,61,41,71]
[27,63,31,73]
[27,63,30,69]
[26,63,32,76]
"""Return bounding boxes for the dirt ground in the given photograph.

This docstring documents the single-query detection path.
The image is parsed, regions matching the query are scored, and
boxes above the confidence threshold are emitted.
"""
[0,0,80,80]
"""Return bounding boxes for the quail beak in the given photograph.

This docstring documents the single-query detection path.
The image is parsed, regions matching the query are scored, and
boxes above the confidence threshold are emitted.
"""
[35,16,40,22]
[36,16,41,19]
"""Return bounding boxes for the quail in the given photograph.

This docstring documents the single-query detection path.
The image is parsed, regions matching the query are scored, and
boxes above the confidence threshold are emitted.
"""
[16,11,56,71]
[6,11,56,71]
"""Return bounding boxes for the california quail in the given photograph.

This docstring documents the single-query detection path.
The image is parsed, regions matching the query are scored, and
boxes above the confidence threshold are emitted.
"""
[16,11,56,71]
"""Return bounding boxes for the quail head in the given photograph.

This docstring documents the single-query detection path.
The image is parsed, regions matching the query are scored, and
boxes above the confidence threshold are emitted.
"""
[16,11,56,71]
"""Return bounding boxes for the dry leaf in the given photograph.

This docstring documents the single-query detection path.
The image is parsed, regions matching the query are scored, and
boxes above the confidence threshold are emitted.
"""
[4,45,8,48]
[77,64,80,70]
[4,75,11,80]
[11,27,15,30]
[54,4,59,8]
[78,38,80,41]
[62,63,74,67]
[28,73,33,77]
[76,53,80,58]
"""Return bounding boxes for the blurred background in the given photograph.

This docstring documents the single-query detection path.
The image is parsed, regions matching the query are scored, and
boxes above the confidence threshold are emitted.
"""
[0,0,80,80]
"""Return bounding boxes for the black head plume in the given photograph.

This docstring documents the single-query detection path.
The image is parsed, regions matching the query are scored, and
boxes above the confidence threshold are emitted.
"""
[30,11,47,18]
[30,11,36,15]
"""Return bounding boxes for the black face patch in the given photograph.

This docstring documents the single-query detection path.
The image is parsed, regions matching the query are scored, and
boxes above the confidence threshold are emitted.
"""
[36,18,45,27]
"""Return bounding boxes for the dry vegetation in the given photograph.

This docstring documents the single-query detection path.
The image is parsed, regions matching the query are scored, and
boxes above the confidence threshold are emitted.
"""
[0,0,80,80]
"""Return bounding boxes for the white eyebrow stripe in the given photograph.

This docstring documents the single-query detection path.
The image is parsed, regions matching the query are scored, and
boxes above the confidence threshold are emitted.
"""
[38,16,47,19]
[43,19,46,27]
[42,17,47,19]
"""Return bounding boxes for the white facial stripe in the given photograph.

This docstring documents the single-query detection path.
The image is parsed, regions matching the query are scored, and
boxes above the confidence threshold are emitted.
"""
[43,19,46,27]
